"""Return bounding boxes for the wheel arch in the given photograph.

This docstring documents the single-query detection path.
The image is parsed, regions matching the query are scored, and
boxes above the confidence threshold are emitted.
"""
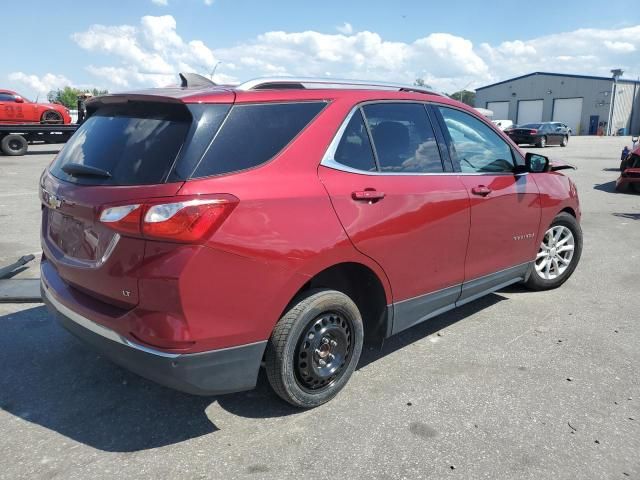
[283,261,392,347]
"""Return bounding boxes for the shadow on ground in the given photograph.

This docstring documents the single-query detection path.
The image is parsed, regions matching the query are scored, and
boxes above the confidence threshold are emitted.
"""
[24,149,63,156]
[0,293,509,452]
[613,212,640,221]
[593,181,618,193]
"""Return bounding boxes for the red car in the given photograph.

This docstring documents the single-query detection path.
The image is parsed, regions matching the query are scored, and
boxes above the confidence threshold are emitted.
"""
[617,144,640,193]
[0,89,71,124]
[40,76,582,407]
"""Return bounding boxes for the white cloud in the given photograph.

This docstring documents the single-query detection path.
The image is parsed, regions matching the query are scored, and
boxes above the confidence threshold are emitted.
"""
[7,72,71,96]
[336,22,353,35]
[151,0,168,5]
[604,40,636,53]
[70,15,222,89]
[32,16,637,98]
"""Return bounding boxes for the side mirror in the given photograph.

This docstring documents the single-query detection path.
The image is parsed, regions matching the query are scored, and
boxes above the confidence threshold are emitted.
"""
[14,96,24,103]
[525,152,549,173]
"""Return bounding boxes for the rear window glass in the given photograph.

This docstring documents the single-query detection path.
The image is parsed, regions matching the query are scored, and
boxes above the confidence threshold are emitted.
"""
[192,102,326,178]
[363,103,443,173]
[50,102,191,185]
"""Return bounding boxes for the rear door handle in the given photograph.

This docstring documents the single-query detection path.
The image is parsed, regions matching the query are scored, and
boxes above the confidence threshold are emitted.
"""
[471,185,492,196]
[352,190,386,202]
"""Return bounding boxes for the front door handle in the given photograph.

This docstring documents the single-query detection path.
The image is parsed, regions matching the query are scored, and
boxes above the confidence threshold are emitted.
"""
[352,190,386,202]
[471,185,492,196]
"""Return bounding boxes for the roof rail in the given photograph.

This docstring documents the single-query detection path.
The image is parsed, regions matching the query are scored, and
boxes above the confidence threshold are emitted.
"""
[235,77,444,96]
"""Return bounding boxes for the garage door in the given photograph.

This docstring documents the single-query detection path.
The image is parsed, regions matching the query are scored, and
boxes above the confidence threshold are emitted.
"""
[553,98,583,135]
[486,101,509,120]
[517,100,543,125]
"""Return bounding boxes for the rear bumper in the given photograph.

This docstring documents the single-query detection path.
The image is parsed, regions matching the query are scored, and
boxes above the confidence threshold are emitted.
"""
[508,135,536,144]
[42,280,266,396]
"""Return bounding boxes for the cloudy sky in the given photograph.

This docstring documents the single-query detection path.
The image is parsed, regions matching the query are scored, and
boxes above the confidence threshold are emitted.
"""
[4,0,640,100]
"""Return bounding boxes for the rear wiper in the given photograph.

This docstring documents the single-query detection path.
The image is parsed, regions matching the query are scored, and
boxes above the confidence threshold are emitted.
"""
[61,163,112,178]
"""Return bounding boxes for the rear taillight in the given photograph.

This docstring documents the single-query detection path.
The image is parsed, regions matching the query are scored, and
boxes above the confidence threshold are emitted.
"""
[529,129,538,134]
[99,195,238,243]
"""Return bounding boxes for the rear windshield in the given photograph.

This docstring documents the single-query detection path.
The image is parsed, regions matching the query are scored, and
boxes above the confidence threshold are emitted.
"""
[192,101,326,178]
[50,102,191,186]
[520,123,542,129]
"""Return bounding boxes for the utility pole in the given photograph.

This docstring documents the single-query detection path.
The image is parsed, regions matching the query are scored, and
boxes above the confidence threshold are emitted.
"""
[608,68,623,135]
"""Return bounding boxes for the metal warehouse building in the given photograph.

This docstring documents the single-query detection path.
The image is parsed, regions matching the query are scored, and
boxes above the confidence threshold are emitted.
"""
[475,71,640,136]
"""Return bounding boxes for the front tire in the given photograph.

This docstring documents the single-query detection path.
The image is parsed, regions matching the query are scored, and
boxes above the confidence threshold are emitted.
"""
[525,212,582,290]
[561,135,568,147]
[265,289,364,408]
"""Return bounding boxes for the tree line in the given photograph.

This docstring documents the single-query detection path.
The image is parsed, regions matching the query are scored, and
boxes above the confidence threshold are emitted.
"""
[47,86,109,109]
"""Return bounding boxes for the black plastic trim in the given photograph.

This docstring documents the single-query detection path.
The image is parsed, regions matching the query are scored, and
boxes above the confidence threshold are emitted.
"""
[43,289,266,396]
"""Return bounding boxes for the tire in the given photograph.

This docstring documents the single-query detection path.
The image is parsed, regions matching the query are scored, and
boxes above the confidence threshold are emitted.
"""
[630,183,640,194]
[0,134,28,156]
[537,136,547,148]
[560,136,568,147]
[525,212,582,291]
[265,289,364,408]
[41,110,63,124]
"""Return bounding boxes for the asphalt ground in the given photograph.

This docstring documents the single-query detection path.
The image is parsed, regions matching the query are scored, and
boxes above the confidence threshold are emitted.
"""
[0,138,639,479]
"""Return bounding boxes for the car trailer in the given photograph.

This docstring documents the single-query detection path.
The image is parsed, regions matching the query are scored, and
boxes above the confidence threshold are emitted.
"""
[0,124,78,156]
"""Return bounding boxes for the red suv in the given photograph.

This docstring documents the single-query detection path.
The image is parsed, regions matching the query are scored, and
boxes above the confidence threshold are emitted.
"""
[40,76,582,407]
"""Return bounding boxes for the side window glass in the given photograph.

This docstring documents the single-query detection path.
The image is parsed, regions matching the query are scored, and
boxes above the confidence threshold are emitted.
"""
[362,103,444,173]
[331,109,377,171]
[438,107,514,173]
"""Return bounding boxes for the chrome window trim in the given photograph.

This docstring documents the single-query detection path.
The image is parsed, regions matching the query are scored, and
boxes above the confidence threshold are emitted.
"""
[320,101,523,177]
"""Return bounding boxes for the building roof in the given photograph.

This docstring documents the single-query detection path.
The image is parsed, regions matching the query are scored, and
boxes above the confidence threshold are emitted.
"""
[476,71,640,91]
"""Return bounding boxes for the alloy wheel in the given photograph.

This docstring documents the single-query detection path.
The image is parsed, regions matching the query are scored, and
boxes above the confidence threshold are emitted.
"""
[534,225,575,280]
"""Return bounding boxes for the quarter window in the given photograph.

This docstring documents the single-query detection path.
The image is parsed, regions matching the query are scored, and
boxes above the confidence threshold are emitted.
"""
[438,107,515,173]
[193,102,326,178]
[362,103,444,173]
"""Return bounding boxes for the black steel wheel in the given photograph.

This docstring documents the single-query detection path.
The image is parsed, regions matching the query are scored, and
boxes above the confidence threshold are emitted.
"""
[265,289,364,408]
[294,312,353,392]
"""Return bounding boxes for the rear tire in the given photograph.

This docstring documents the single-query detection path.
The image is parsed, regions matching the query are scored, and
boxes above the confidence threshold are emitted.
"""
[537,136,547,148]
[560,136,568,147]
[265,289,364,408]
[1,134,28,156]
[525,212,582,291]
[41,110,63,124]
[630,183,640,194]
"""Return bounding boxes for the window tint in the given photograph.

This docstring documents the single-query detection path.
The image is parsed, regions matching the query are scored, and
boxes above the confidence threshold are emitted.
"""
[0,93,16,101]
[50,102,191,185]
[193,102,326,178]
[438,107,514,173]
[362,103,443,173]
[331,110,376,171]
